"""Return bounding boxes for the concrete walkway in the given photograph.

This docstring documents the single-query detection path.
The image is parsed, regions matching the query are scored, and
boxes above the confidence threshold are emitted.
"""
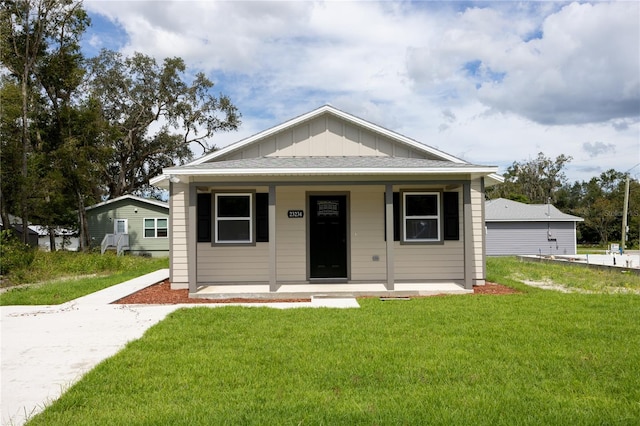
[1,270,359,426]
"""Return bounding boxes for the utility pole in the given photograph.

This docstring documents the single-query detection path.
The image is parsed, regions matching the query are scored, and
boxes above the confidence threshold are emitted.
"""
[621,173,630,253]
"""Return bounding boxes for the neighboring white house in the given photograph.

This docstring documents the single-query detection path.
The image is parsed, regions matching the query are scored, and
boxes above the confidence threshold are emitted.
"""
[150,105,502,297]
[29,226,79,252]
[485,198,584,256]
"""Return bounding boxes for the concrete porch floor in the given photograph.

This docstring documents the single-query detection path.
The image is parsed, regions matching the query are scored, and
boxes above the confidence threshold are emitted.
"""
[191,282,472,299]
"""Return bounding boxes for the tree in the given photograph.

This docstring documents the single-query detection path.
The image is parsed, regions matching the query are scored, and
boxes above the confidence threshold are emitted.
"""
[558,170,638,246]
[0,0,88,244]
[86,50,241,199]
[487,152,572,204]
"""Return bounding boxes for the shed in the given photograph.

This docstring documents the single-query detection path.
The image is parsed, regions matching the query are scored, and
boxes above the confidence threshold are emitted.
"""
[485,198,584,256]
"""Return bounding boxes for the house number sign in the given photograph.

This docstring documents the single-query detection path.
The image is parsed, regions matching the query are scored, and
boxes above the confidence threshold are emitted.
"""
[288,210,304,218]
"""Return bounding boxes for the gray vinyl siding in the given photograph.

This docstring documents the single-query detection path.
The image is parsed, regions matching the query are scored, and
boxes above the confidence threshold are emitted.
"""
[87,199,169,256]
[486,221,578,256]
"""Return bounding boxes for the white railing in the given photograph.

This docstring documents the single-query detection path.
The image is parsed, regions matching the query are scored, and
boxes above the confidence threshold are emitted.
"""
[101,233,129,255]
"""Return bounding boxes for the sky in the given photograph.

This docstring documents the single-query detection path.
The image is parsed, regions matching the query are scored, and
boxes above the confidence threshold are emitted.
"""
[81,0,640,183]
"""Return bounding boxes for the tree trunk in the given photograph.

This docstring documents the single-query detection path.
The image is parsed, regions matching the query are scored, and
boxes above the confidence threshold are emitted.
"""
[77,194,91,251]
[48,227,56,252]
[0,188,10,233]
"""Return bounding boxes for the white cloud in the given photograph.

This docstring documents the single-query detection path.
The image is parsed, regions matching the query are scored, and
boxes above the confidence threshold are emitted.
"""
[477,2,640,125]
[82,0,640,183]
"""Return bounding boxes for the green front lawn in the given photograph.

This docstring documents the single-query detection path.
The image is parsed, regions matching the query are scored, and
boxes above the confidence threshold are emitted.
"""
[27,258,640,425]
[0,252,168,306]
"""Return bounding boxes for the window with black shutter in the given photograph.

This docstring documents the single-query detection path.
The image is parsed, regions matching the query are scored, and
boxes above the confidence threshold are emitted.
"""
[443,191,459,240]
[197,193,212,242]
[383,192,401,241]
[385,191,459,242]
[255,193,269,242]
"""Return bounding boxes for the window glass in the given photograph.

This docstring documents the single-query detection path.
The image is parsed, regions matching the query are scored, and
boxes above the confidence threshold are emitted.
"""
[217,220,250,241]
[218,196,250,217]
[157,219,168,238]
[405,194,438,216]
[405,219,439,240]
[144,219,155,238]
[403,192,440,242]
[215,194,252,243]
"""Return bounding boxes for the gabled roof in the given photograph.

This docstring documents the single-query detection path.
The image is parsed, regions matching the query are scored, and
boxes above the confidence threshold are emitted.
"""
[485,198,584,222]
[190,105,466,166]
[85,194,168,211]
[150,105,503,187]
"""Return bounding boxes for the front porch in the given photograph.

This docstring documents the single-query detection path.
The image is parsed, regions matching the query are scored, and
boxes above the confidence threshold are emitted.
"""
[190,281,472,300]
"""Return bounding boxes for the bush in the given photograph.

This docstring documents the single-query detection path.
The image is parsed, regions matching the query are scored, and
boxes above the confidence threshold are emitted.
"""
[0,230,35,275]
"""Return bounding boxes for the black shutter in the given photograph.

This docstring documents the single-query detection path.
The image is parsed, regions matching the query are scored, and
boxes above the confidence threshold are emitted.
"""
[197,193,212,242]
[384,192,401,241]
[443,192,459,241]
[256,193,269,242]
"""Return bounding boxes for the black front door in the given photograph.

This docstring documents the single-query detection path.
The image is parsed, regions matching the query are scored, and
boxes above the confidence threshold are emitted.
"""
[309,195,348,279]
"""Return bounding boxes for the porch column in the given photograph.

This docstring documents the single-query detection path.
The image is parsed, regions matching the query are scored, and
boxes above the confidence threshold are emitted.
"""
[268,185,277,292]
[463,183,473,290]
[385,184,395,290]
[188,183,198,294]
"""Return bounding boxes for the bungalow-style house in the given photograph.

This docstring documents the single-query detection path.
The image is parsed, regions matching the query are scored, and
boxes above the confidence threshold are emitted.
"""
[485,198,584,256]
[85,195,169,257]
[151,105,501,296]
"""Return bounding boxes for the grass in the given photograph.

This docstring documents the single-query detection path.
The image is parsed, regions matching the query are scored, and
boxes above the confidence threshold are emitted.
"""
[487,256,640,293]
[0,251,168,306]
[24,256,640,425]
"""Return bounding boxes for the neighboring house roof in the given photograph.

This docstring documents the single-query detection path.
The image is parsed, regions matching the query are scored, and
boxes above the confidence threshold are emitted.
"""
[85,194,168,211]
[150,105,502,186]
[485,198,584,222]
[0,213,27,227]
[28,226,77,236]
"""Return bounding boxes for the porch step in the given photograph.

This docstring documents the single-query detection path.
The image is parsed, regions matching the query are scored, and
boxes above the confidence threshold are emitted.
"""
[190,283,471,300]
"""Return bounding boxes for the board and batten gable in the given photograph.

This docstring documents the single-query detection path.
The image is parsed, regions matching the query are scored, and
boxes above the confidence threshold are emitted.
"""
[86,196,169,257]
[215,115,436,162]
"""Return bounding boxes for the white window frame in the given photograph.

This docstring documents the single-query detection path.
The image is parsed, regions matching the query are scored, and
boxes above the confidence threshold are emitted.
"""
[143,218,168,238]
[214,193,253,244]
[402,192,441,242]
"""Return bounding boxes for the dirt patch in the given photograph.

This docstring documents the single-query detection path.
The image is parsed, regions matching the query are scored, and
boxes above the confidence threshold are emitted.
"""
[114,279,519,304]
[473,282,520,295]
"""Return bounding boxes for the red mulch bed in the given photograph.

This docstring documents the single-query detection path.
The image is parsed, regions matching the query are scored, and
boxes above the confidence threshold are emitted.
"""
[113,280,311,304]
[113,279,518,305]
